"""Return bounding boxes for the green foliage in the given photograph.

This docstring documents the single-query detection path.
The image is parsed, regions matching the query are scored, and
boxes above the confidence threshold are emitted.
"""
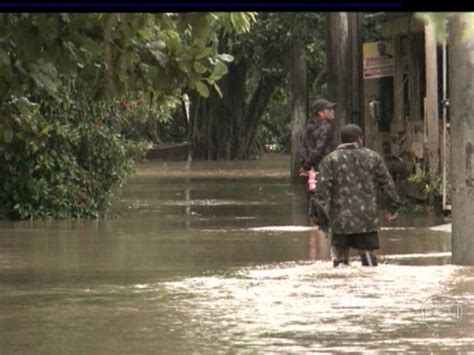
[258,89,291,153]
[415,12,474,43]
[0,13,255,142]
[397,203,432,215]
[246,13,327,152]
[0,12,254,219]
[363,15,383,42]
[415,13,451,42]
[0,90,149,219]
[228,12,326,92]
[408,170,442,198]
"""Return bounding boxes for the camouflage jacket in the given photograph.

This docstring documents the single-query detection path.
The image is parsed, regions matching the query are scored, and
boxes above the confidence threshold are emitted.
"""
[297,118,333,171]
[313,143,402,234]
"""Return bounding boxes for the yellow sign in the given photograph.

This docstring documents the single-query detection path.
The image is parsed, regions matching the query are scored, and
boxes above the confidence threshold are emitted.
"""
[363,41,394,79]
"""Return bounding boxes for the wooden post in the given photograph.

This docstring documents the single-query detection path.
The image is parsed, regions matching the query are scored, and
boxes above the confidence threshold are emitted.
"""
[424,22,440,175]
[393,36,404,124]
[349,12,364,127]
[409,33,422,122]
[441,39,450,210]
[327,12,350,145]
[390,36,405,156]
[448,14,474,265]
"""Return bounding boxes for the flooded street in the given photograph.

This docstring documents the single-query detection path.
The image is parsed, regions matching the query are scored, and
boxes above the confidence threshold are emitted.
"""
[0,154,472,353]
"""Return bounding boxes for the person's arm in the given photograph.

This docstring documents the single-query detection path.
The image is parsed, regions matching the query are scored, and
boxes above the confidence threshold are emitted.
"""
[307,124,332,169]
[297,134,311,171]
[375,156,402,213]
[314,157,333,209]
[312,157,333,228]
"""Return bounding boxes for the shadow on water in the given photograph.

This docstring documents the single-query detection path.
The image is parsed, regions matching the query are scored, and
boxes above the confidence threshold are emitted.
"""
[0,154,472,353]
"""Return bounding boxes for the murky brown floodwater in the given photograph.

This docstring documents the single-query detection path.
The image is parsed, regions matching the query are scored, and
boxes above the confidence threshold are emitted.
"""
[0,154,472,353]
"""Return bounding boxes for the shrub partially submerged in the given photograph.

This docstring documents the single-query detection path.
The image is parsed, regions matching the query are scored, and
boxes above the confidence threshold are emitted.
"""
[0,95,149,219]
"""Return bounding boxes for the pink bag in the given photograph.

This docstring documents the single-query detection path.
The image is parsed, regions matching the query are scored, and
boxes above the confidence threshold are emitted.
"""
[307,169,317,191]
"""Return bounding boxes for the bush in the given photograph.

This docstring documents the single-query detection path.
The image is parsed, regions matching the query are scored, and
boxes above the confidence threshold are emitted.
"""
[0,95,149,219]
[408,170,442,199]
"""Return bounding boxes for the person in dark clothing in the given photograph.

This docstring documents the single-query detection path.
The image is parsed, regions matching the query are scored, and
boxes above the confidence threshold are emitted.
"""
[298,98,336,177]
[312,124,402,267]
[298,99,336,259]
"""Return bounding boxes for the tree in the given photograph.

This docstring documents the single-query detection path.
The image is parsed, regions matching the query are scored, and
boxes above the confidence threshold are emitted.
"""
[188,12,328,161]
[326,12,363,143]
[0,13,255,219]
[189,13,283,160]
[289,15,307,181]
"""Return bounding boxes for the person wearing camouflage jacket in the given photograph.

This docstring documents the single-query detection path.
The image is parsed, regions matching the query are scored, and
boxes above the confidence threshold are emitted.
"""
[312,124,402,267]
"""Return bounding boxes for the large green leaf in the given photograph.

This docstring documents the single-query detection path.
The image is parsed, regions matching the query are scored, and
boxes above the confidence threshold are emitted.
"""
[166,33,182,54]
[195,81,209,98]
[190,14,210,44]
[195,47,214,60]
[193,61,208,74]
[178,60,192,74]
[211,59,228,80]
[212,81,223,98]
[216,53,234,63]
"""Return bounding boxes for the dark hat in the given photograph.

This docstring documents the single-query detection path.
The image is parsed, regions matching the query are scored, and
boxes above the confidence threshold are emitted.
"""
[312,98,336,112]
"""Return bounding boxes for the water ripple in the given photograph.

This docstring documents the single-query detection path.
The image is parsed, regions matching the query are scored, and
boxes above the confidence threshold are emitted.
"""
[159,262,472,352]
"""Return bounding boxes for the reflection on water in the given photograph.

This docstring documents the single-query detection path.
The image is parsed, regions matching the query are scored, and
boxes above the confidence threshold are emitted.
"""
[0,154,472,353]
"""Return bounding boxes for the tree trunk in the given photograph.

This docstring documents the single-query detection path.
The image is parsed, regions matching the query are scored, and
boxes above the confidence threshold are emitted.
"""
[448,14,474,265]
[189,55,277,160]
[235,73,278,159]
[289,18,308,182]
[327,13,362,143]
[327,12,350,145]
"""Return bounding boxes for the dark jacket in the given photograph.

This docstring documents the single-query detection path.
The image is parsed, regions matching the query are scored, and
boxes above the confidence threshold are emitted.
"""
[313,143,402,234]
[298,118,333,171]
